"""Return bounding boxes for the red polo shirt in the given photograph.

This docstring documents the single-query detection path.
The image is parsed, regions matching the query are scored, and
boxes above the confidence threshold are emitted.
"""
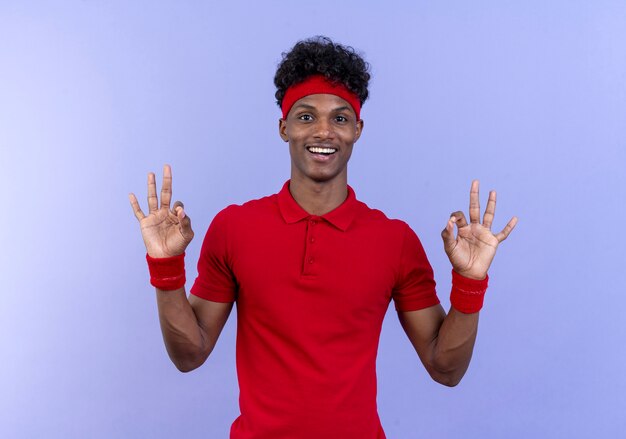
[190,181,439,439]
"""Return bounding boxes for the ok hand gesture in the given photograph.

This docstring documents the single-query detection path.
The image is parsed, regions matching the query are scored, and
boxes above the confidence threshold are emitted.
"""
[129,165,194,258]
[441,180,517,280]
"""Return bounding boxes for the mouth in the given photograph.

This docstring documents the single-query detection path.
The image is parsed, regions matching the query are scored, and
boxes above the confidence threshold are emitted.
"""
[306,146,337,156]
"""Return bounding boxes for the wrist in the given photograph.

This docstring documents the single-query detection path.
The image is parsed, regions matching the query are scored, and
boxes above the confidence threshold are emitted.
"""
[146,247,185,259]
[453,268,487,281]
[146,253,186,290]
[450,269,489,314]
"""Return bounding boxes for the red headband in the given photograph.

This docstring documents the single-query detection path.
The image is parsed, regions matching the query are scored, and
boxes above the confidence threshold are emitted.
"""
[281,75,361,120]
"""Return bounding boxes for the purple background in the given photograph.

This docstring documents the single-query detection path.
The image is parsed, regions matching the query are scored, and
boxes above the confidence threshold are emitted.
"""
[2,1,625,438]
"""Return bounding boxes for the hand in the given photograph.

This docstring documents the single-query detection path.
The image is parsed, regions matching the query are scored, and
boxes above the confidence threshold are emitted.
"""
[129,165,194,258]
[441,180,517,280]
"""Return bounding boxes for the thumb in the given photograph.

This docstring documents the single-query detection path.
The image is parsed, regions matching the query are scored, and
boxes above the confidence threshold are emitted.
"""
[441,216,457,253]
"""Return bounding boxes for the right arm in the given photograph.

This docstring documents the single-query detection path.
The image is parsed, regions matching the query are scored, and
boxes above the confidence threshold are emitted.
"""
[156,287,232,372]
[129,164,232,372]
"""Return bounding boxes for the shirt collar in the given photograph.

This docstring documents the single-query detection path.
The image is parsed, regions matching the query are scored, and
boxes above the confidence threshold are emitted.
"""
[277,180,359,232]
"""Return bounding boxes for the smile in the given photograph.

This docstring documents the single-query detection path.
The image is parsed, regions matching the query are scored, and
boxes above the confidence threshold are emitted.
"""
[306,146,337,155]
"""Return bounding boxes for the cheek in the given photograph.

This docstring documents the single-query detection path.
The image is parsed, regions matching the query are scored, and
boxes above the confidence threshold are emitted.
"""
[344,147,354,161]
[340,130,359,145]
[285,127,306,142]
[288,140,301,157]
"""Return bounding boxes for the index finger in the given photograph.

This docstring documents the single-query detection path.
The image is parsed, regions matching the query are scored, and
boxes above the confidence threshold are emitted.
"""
[469,180,480,224]
[160,164,172,209]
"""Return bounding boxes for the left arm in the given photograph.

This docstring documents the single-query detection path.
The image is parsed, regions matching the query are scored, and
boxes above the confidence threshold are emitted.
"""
[398,304,478,387]
[400,180,517,386]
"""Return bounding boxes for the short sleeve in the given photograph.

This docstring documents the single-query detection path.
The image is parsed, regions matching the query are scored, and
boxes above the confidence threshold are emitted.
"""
[392,224,439,312]
[190,208,237,302]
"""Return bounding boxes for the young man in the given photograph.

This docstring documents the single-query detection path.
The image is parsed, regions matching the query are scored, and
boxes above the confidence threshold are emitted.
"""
[129,36,517,439]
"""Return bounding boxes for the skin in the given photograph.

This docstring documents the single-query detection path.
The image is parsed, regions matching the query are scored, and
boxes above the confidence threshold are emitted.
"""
[129,166,232,371]
[129,93,518,384]
[279,93,363,215]
[400,181,517,386]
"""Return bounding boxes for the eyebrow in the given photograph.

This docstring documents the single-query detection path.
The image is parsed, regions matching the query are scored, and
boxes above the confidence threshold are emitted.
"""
[292,103,352,113]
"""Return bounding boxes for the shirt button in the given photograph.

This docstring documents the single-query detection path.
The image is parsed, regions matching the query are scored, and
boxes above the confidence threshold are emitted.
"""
[310,219,316,226]
[308,257,314,264]
[310,237,316,243]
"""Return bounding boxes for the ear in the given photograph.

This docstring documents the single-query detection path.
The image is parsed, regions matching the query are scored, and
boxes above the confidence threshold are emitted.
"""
[354,119,364,142]
[278,118,289,142]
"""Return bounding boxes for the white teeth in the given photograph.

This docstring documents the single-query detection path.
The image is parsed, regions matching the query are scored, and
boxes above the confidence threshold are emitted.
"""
[308,147,337,154]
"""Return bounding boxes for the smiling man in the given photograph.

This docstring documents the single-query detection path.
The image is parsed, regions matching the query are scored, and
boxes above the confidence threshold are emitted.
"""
[130,36,517,439]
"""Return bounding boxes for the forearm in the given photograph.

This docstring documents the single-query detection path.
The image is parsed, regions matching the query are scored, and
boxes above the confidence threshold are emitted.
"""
[428,308,479,386]
[156,288,210,372]
[426,269,488,385]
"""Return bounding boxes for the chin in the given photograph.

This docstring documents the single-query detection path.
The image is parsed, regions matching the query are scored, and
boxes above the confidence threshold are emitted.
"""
[292,161,347,185]
[306,170,345,184]
[308,173,333,183]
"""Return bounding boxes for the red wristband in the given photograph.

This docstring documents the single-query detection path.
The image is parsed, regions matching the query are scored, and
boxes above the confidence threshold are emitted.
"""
[146,253,186,290]
[450,270,489,314]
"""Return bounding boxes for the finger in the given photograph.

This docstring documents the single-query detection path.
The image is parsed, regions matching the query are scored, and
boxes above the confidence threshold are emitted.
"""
[482,190,496,229]
[128,193,146,221]
[160,164,172,210]
[175,205,186,219]
[441,216,457,252]
[147,172,158,213]
[450,211,468,228]
[469,179,480,224]
[495,216,518,242]
[172,200,185,215]
[177,207,193,240]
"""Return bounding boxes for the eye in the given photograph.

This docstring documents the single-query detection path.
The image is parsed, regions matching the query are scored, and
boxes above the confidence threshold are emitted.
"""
[335,115,348,123]
[298,114,313,121]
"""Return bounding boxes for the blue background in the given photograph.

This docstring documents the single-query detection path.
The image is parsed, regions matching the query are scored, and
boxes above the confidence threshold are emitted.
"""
[1,1,625,438]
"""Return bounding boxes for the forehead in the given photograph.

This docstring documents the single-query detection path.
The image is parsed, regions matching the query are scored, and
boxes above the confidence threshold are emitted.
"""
[292,93,353,112]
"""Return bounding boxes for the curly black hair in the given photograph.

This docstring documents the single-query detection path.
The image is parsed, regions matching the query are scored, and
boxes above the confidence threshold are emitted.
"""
[274,36,371,108]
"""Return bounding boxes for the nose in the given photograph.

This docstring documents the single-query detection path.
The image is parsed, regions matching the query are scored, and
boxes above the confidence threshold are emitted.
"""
[313,118,335,140]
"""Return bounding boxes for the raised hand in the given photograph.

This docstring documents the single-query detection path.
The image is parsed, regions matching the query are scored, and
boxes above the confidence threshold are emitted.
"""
[441,180,517,280]
[129,165,194,258]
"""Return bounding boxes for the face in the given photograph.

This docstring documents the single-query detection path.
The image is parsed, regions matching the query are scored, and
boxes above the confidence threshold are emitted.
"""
[279,93,363,186]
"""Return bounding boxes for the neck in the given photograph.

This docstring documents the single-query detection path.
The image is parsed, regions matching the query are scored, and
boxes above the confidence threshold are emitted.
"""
[288,174,348,216]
